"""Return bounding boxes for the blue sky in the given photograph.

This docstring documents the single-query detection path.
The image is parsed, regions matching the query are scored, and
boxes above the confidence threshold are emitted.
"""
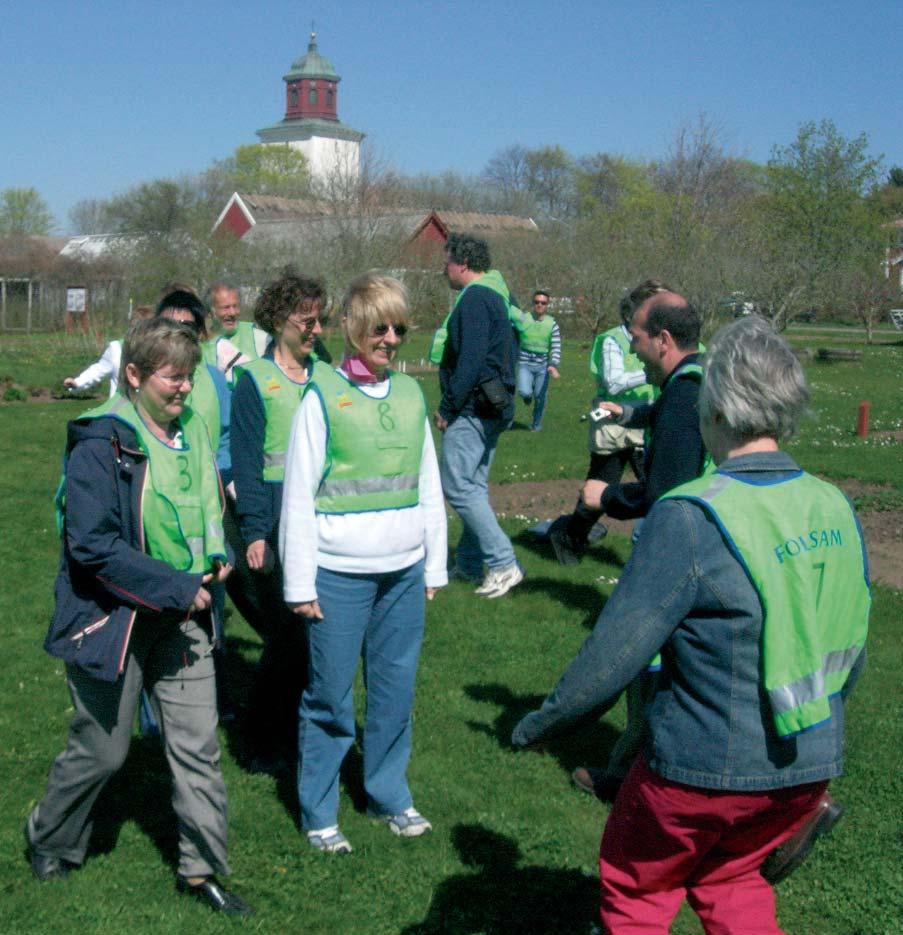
[2,0,900,233]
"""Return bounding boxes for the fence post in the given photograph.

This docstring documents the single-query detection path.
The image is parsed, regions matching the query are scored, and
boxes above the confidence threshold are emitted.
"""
[856,401,870,439]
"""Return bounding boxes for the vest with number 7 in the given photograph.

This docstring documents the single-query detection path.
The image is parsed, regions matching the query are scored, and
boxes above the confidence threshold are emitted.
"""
[662,470,870,738]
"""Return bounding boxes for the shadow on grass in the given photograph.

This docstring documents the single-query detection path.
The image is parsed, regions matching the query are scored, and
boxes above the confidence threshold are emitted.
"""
[512,576,609,631]
[511,528,627,572]
[401,823,597,935]
[88,736,179,869]
[463,682,622,779]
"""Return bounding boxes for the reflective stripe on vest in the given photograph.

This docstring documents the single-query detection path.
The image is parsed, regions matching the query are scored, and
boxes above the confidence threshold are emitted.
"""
[235,357,319,482]
[662,470,870,737]
[313,367,426,514]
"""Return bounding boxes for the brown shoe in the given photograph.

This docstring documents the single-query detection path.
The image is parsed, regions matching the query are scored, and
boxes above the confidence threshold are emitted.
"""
[572,766,623,802]
[761,793,844,885]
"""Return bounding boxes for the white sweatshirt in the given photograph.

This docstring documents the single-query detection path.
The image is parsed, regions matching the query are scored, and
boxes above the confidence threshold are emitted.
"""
[279,373,448,603]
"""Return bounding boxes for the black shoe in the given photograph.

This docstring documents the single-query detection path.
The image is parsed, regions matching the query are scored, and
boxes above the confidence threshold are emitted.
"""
[550,521,584,566]
[177,876,255,917]
[248,751,289,776]
[24,822,74,882]
[760,793,844,885]
[572,766,623,803]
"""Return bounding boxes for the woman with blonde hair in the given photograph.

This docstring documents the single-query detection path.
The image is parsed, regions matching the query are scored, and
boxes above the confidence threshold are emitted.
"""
[280,273,447,854]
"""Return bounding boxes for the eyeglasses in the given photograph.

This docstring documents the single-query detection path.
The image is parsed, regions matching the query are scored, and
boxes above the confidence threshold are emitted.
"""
[373,322,408,338]
[286,313,323,333]
[152,370,194,388]
[533,299,549,306]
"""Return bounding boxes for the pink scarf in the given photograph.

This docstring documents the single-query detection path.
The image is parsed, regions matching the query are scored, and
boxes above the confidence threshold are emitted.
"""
[340,353,382,384]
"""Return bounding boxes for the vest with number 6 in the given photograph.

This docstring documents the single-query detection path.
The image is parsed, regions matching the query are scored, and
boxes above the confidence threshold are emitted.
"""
[662,470,870,738]
[235,357,324,483]
[313,367,426,514]
[71,395,226,573]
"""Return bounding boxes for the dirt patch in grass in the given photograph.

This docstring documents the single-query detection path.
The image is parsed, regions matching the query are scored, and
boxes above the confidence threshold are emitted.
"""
[489,477,903,590]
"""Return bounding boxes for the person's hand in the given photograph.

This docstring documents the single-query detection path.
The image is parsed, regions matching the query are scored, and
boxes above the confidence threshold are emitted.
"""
[548,366,560,379]
[204,561,232,584]
[598,401,623,418]
[63,377,77,388]
[190,586,212,613]
[225,481,236,501]
[426,587,440,601]
[433,412,448,432]
[289,600,324,620]
[582,479,608,511]
[246,539,274,574]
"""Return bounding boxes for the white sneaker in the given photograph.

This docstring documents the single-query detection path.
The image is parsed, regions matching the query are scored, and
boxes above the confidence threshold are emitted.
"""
[306,826,353,854]
[369,806,433,838]
[475,563,524,599]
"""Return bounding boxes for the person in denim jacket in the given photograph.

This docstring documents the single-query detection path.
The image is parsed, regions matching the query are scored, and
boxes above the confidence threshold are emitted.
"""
[513,316,869,935]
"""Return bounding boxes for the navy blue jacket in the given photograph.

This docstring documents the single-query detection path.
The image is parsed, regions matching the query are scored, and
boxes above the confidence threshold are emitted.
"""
[45,416,206,683]
[438,282,517,423]
[601,353,707,520]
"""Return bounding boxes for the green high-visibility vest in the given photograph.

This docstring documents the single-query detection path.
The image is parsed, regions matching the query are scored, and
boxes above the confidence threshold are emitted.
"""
[662,470,870,737]
[225,321,264,359]
[235,357,323,483]
[519,314,556,355]
[63,395,226,573]
[312,367,426,514]
[429,269,517,364]
[187,364,221,452]
[590,326,657,405]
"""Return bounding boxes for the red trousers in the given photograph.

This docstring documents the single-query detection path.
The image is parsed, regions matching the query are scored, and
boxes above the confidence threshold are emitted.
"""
[599,757,828,935]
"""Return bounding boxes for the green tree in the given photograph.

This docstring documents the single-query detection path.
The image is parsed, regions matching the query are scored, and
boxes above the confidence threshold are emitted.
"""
[757,120,886,327]
[0,188,54,235]
[525,145,574,218]
[210,143,311,200]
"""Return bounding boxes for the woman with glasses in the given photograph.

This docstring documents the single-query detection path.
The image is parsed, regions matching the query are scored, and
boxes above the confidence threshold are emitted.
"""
[280,272,447,854]
[25,318,252,916]
[229,268,329,773]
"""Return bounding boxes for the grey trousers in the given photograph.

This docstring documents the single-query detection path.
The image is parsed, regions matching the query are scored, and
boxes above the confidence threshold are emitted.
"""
[27,615,229,879]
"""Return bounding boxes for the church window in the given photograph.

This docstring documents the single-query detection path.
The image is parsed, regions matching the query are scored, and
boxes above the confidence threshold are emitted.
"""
[309,85,317,105]
[291,86,298,107]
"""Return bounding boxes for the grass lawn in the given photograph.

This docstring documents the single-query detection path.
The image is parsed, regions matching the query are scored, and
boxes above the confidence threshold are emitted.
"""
[0,326,901,933]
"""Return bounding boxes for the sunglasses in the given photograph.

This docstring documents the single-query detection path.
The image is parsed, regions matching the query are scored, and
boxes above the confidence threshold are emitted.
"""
[286,313,324,332]
[373,323,408,338]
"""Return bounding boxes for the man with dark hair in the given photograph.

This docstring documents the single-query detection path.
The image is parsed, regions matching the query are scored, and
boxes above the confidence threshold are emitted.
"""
[434,233,523,599]
[515,290,561,432]
[558,288,709,801]
[552,287,705,564]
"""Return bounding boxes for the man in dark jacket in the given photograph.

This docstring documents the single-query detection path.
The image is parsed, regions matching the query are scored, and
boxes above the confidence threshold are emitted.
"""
[434,233,523,599]
[554,290,708,799]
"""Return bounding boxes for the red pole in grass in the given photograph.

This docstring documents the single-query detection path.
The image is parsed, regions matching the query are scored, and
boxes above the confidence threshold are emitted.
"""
[856,401,870,438]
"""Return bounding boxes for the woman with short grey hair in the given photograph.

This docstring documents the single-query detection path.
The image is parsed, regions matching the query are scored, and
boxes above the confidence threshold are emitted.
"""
[513,316,869,933]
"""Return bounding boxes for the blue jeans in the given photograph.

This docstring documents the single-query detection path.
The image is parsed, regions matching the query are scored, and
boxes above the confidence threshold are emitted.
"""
[440,414,516,576]
[516,359,550,430]
[297,560,425,830]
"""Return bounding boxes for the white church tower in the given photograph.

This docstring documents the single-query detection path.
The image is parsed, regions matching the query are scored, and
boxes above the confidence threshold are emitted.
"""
[257,32,364,185]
